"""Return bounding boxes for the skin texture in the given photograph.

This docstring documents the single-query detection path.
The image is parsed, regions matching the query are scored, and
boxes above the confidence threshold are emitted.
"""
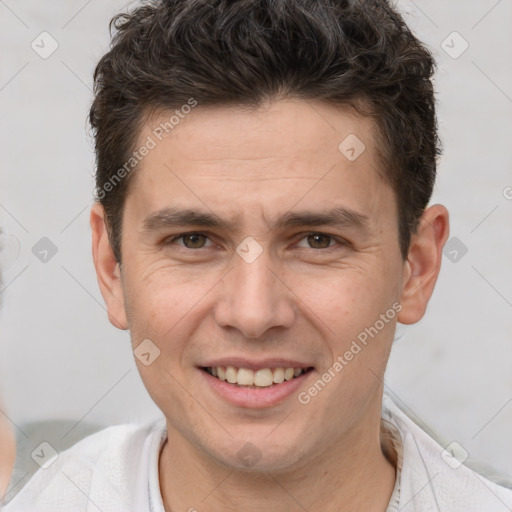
[91,98,449,511]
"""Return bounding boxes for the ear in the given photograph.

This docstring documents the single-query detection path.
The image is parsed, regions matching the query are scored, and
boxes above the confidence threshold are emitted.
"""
[397,204,450,325]
[90,202,128,330]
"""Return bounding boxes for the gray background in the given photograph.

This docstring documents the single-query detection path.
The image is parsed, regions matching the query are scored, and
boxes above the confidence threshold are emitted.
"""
[0,0,511,491]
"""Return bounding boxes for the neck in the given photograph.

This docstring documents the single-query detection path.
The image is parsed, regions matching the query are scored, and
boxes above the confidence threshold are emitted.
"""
[159,400,397,512]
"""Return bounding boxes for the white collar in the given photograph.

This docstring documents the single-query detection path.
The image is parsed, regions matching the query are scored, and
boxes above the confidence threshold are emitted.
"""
[143,394,512,512]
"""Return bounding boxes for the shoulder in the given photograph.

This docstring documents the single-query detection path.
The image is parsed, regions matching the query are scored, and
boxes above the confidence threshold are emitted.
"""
[382,394,512,511]
[4,419,166,512]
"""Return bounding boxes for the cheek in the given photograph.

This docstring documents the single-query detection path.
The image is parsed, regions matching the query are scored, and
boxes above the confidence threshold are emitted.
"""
[122,267,218,362]
[127,288,187,343]
[290,262,400,362]
[294,263,393,322]
[124,260,190,319]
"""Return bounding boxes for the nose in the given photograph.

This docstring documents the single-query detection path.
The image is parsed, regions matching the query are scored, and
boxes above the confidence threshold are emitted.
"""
[214,246,296,339]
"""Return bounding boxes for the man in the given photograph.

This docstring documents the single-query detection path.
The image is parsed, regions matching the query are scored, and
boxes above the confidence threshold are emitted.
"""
[5,0,512,510]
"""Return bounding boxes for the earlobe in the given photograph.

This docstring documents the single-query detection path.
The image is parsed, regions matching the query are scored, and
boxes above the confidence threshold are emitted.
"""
[90,202,128,330]
[397,204,450,325]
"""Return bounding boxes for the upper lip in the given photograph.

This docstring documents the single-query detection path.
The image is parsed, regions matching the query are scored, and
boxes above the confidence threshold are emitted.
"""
[199,358,313,371]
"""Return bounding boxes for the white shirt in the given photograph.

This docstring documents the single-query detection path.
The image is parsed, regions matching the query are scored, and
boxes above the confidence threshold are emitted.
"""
[4,394,512,511]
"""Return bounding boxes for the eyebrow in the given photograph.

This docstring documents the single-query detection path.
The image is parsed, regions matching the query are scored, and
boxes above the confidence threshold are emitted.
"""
[142,206,370,233]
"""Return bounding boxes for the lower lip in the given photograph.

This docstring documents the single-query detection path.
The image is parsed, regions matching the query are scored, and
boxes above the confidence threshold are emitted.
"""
[199,368,313,408]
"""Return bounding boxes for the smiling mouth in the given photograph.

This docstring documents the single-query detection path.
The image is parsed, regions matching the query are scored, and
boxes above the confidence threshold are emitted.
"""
[202,366,314,388]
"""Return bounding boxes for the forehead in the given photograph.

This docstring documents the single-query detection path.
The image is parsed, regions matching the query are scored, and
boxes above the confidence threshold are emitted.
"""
[126,99,395,227]
[142,99,377,169]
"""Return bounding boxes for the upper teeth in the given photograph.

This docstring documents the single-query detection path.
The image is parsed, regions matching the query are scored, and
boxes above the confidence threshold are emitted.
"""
[208,366,305,387]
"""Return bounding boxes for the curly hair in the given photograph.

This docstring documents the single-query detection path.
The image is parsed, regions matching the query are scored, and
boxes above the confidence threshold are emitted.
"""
[89,0,440,262]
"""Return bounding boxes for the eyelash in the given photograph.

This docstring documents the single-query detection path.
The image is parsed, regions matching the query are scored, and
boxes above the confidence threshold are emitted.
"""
[165,231,347,251]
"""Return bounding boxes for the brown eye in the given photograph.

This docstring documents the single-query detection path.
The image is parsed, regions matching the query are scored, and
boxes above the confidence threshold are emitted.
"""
[299,233,336,249]
[171,232,211,249]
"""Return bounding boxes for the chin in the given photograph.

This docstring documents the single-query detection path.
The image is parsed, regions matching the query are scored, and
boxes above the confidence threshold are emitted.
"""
[209,434,310,474]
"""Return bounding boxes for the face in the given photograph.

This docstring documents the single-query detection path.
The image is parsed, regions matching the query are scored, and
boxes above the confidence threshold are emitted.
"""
[92,98,448,472]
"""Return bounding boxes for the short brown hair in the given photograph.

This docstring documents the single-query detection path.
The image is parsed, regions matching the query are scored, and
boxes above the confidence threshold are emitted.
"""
[89,0,440,262]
